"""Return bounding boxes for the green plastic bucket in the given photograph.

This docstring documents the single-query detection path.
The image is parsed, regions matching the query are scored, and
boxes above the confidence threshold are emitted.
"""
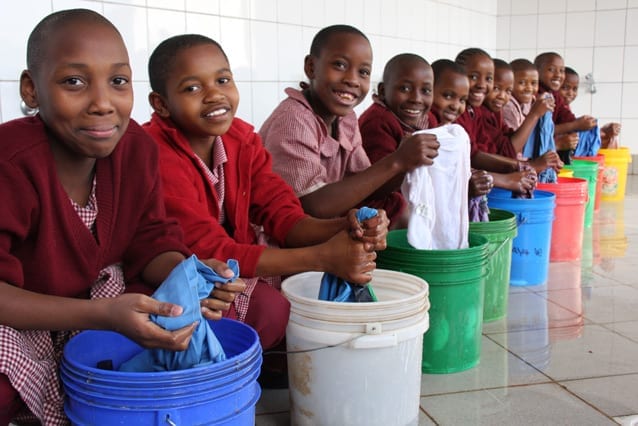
[377,232,489,374]
[469,209,518,322]
[564,159,597,228]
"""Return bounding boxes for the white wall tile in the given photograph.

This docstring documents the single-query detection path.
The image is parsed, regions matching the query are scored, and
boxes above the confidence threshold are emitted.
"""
[302,0,326,29]
[131,81,152,124]
[147,8,186,52]
[537,13,565,49]
[251,82,280,129]
[250,21,278,81]
[109,0,146,6]
[625,8,638,44]
[511,0,538,14]
[564,47,595,76]
[495,48,510,60]
[324,0,346,25]
[277,24,306,82]
[591,82,622,118]
[594,10,626,46]
[496,16,511,49]
[220,17,252,81]
[509,48,539,60]
[186,0,218,14]
[52,0,103,13]
[623,46,638,82]
[250,0,276,21]
[0,81,22,123]
[498,0,512,15]
[343,0,365,31]
[186,12,221,40]
[363,0,383,35]
[570,91,593,115]
[565,12,596,47]
[621,83,638,118]
[146,0,184,10]
[629,0,638,6]
[510,15,538,49]
[423,1,438,42]
[619,118,638,151]
[277,0,302,25]
[539,0,566,13]
[596,0,628,10]
[235,81,253,123]
[380,0,398,37]
[436,4,451,44]
[450,8,470,46]
[593,47,624,82]
[219,0,250,19]
[567,0,596,11]
[104,4,148,83]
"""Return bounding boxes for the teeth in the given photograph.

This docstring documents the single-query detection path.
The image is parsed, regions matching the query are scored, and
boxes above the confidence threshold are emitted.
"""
[337,92,354,101]
[405,109,421,114]
[206,108,226,117]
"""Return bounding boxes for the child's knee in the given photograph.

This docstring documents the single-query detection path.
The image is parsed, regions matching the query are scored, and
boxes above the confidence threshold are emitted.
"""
[245,284,290,350]
[0,374,23,424]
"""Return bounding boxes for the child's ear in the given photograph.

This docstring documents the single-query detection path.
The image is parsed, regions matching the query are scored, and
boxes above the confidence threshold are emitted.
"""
[377,82,386,101]
[148,92,171,118]
[303,54,315,80]
[20,70,39,108]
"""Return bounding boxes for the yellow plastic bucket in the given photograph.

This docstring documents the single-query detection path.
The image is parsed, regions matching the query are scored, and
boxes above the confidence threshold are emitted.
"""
[598,147,632,201]
[558,169,574,178]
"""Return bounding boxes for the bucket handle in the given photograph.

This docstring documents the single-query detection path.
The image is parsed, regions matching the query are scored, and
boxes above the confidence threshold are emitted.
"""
[159,411,179,426]
[515,212,528,226]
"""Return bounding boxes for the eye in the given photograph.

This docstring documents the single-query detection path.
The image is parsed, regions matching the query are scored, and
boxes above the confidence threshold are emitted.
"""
[63,77,84,87]
[486,76,493,83]
[359,68,371,78]
[421,87,432,95]
[112,76,129,86]
[399,85,410,93]
[218,77,231,85]
[333,60,347,70]
[184,85,200,93]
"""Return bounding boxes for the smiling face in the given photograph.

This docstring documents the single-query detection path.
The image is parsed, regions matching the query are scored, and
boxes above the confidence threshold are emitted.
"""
[484,67,513,113]
[150,43,239,144]
[21,20,133,161]
[304,32,372,126]
[560,73,579,105]
[432,71,470,125]
[512,68,539,105]
[463,54,494,108]
[539,55,565,92]
[379,59,434,128]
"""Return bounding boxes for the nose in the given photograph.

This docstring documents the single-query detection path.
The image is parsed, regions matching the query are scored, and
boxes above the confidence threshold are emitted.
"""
[342,68,361,87]
[203,85,225,103]
[87,82,115,115]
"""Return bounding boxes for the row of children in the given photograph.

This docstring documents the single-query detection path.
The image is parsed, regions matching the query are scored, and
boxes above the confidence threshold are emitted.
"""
[0,8,619,424]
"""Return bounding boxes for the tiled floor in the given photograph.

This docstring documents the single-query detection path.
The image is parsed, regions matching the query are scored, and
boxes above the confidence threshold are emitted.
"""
[255,174,638,426]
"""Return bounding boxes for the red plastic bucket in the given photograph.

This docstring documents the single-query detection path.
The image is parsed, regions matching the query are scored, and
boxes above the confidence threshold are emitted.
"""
[537,177,588,262]
[574,154,604,212]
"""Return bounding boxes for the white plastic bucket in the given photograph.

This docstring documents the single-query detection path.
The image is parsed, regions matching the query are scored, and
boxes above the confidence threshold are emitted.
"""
[281,269,430,426]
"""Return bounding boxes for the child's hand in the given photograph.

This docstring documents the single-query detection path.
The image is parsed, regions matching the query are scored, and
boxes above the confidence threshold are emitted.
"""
[322,230,378,284]
[529,151,563,173]
[503,170,537,193]
[106,293,198,350]
[346,208,388,251]
[199,258,247,321]
[601,122,621,138]
[395,132,440,171]
[530,93,555,116]
[576,115,597,131]
[469,169,493,197]
[555,133,579,151]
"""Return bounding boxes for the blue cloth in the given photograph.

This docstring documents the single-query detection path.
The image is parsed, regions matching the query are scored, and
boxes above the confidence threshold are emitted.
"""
[522,111,557,184]
[317,207,378,302]
[574,124,601,157]
[119,255,240,372]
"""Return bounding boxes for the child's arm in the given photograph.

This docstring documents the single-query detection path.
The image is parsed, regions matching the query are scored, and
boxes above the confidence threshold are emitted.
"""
[555,115,597,134]
[300,132,439,218]
[510,95,554,153]
[601,122,621,148]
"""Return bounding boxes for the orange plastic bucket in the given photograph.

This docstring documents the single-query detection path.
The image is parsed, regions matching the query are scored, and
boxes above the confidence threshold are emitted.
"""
[537,177,588,262]
[574,154,604,212]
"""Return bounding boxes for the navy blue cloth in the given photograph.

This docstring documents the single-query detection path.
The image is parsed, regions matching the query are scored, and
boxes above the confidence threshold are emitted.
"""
[318,207,378,302]
[574,124,601,157]
[119,255,240,372]
[523,111,557,184]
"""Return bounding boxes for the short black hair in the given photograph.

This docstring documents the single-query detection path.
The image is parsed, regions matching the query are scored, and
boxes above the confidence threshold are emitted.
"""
[565,66,579,77]
[534,51,562,70]
[382,53,430,83]
[148,34,228,96]
[431,59,466,85]
[455,48,491,67]
[309,25,369,57]
[493,58,512,72]
[27,9,120,76]
[510,58,537,73]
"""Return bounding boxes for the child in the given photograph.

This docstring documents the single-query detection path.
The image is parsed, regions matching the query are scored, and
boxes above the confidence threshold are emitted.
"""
[430,59,493,220]
[534,52,597,161]
[358,53,438,226]
[502,58,543,130]
[0,10,244,424]
[143,34,387,384]
[259,25,439,226]
[560,67,621,149]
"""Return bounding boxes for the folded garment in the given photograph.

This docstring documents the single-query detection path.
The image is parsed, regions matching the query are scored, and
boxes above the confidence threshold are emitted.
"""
[119,255,239,372]
[574,124,602,157]
[317,207,378,302]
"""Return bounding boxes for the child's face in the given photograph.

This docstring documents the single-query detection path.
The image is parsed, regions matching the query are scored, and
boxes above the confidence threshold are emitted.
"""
[539,55,565,91]
[512,69,539,105]
[379,62,434,128]
[304,32,372,125]
[152,44,239,142]
[432,71,470,125]
[464,55,494,108]
[21,21,133,160]
[560,73,579,105]
[484,68,513,113]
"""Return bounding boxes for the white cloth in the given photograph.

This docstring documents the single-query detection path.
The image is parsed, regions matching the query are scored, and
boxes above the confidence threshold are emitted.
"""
[401,124,471,250]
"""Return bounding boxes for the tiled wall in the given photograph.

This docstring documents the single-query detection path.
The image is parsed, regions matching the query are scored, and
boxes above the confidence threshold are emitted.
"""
[0,0,497,128]
[0,0,635,162]
[496,0,638,159]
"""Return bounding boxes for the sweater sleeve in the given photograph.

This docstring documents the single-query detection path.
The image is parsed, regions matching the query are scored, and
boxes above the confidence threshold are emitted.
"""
[359,105,404,164]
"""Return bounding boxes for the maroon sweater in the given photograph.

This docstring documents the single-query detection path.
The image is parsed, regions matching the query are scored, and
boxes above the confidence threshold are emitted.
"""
[0,116,189,297]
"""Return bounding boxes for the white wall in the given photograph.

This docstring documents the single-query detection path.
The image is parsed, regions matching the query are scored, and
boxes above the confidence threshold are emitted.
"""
[496,0,638,155]
[0,0,497,129]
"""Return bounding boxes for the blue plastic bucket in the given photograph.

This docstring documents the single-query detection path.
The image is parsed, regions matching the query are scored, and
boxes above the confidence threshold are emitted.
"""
[487,189,556,286]
[61,318,261,426]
